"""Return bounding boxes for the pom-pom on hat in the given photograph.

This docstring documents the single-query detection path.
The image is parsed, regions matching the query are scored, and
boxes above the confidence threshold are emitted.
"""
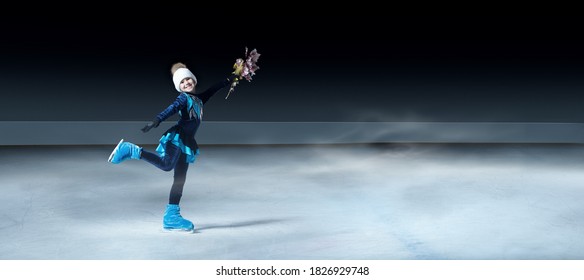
[172,67,197,92]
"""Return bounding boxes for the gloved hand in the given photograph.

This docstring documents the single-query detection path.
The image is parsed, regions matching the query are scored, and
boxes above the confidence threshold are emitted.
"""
[141,118,160,133]
[225,74,241,88]
[227,73,240,84]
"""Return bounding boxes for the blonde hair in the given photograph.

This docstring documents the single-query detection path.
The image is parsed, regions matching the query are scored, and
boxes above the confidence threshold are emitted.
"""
[171,62,187,75]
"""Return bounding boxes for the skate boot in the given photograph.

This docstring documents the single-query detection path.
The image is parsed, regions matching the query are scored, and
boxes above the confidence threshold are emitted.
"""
[163,204,195,233]
[108,139,142,164]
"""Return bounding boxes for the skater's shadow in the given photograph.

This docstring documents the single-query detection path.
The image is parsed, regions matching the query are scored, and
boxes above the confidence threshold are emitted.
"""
[195,218,291,232]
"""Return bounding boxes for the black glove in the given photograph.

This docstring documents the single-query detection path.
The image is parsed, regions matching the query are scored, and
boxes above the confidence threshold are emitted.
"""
[141,118,160,133]
[227,73,239,84]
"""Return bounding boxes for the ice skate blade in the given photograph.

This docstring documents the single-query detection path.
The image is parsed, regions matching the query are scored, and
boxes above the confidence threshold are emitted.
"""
[108,139,124,163]
[161,228,195,234]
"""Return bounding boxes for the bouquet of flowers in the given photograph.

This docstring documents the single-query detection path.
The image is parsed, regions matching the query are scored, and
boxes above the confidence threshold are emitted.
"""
[226,47,261,99]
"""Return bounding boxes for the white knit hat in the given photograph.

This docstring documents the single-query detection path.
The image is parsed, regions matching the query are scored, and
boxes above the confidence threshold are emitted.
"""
[172,68,197,92]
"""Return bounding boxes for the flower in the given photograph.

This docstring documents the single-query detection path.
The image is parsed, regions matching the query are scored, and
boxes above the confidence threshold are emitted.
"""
[226,47,261,99]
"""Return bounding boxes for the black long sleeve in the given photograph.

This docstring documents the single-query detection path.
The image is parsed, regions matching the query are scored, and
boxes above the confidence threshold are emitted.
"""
[196,78,232,104]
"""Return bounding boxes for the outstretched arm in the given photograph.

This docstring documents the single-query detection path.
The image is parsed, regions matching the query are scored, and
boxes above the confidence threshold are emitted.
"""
[141,93,188,133]
[197,75,237,104]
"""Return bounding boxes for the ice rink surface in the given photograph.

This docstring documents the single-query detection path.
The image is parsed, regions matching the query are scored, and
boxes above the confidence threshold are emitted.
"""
[1,143,584,260]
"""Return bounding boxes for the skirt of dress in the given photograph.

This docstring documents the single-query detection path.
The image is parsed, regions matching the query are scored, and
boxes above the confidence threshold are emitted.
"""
[155,125,199,163]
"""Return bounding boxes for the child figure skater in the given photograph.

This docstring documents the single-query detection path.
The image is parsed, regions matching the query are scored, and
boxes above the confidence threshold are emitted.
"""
[108,62,237,233]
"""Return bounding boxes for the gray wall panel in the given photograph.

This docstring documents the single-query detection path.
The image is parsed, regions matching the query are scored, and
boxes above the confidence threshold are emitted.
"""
[2,121,583,145]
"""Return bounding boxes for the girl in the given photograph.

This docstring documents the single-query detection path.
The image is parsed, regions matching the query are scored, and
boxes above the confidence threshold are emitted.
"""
[108,62,237,233]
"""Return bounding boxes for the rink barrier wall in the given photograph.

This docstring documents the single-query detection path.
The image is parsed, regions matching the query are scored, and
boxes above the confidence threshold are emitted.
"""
[1,121,583,145]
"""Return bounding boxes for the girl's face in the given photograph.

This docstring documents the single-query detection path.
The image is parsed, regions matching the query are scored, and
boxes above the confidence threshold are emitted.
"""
[180,77,196,93]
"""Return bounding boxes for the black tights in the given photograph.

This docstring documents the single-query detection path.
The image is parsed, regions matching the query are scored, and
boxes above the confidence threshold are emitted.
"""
[140,144,190,205]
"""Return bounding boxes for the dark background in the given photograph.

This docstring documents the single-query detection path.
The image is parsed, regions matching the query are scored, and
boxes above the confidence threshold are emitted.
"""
[1,14,582,122]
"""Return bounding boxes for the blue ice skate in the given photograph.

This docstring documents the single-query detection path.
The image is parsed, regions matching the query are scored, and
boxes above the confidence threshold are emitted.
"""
[163,204,195,233]
[108,139,142,164]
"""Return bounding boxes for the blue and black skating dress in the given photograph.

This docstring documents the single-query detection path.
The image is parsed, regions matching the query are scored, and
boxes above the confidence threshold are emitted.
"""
[154,79,231,163]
